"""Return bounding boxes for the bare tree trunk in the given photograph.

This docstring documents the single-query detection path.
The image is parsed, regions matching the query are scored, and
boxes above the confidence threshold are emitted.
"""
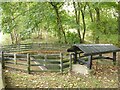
[81,9,86,42]
[55,7,67,44]
[10,33,14,44]
[18,34,21,44]
[13,29,19,44]
[15,33,19,44]
[73,2,82,43]
[87,3,94,22]
[95,7,100,44]
[37,28,40,39]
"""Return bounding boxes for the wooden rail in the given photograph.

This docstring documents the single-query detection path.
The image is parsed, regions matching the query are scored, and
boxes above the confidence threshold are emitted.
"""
[1,43,71,53]
[1,51,72,74]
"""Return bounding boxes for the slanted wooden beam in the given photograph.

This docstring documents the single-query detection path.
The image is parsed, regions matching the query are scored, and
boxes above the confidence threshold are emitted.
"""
[92,56,113,60]
[78,58,88,64]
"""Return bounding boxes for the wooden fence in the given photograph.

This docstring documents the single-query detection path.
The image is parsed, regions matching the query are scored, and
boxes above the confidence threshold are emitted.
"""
[1,43,71,53]
[0,51,72,74]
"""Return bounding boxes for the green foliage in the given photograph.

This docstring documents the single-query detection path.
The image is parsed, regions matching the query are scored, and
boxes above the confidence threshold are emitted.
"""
[66,32,79,44]
[0,2,119,45]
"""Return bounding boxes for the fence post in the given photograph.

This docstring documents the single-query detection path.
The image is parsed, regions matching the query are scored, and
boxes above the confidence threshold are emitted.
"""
[44,54,47,67]
[113,52,116,65]
[1,51,5,69]
[60,53,63,73]
[18,44,20,52]
[27,53,30,74]
[87,55,92,69]
[69,53,72,72]
[14,53,17,65]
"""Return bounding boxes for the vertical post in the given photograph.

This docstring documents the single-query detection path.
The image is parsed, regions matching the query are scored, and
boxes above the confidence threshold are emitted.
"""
[19,44,20,52]
[27,53,30,74]
[14,53,17,65]
[44,54,47,67]
[99,54,102,57]
[87,55,92,69]
[113,52,116,65]
[69,53,72,72]
[60,53,63,73]
[78,52,80,58]
[73,52,77,64]
[1,51,5,69]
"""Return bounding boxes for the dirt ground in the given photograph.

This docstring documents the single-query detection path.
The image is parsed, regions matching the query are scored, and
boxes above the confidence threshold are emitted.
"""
[3,59,118,88]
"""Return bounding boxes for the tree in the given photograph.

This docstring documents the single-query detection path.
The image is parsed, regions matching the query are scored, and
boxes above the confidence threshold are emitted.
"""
[73,2,82,43]
[49,2,67,44]
[94,3,100,44]
[118,1,120,47]
[73,2,88,43]
[1,2,22,44]
[0,2,118,45]
[80,3,87,42]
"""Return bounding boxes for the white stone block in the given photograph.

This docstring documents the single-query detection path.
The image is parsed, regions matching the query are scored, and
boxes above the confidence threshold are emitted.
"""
[72,64,89,75]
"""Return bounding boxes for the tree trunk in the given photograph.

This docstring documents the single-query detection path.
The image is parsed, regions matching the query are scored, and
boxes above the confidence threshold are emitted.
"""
[50,3,67,44]
[81,9,86,42]
[87,3,94,22]
[37,28,40,39]
[10,33,14,44]
[15,34,18,44]
[13,29,18,44]
[95,8,100,21]
[95,7,100,44]
[73,2,82,43]
[55,8,67,44]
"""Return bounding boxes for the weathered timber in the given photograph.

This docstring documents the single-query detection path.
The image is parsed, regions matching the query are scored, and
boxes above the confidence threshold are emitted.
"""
[60,53,63,73]
[14,53,17,65]
[30,69,60,72]
[87,55,92,69]
[67,44,120,69]
[113,52,116,65]
[1,51,5,69]
[69,54,72,71]
[27,53,30,74]
[44,55,47,67]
